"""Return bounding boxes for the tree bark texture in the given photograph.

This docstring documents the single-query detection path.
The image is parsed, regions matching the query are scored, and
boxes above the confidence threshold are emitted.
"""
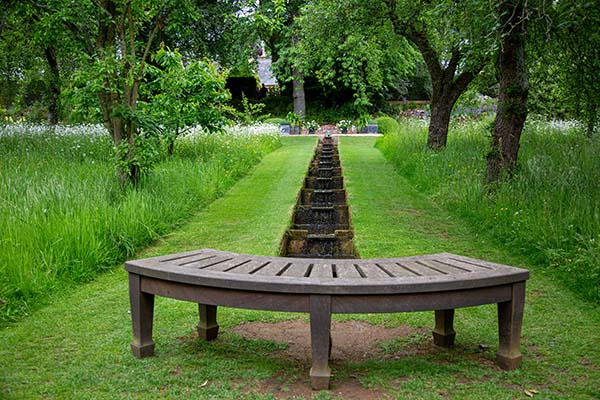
[428,86,463,149]
[486,0,529,184]
[44,46,60,125]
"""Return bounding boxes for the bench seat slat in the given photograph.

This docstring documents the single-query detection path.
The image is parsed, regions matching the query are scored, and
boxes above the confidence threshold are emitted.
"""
[311,263,333,279]
[253,261,291,276]
[280,263,311,278]
[375,262,419,277]
[436,256,494,271]
[202,258,253,272]
[415,259,465,275]
[354,263,389,279]
[394,261,444,277]
[179,255,235,269]
[335,263,362,279]
[227,260,269,275]
[157,250,207,263]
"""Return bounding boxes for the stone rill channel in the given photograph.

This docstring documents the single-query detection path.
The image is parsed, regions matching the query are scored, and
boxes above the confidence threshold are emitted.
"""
[280,136,358,258]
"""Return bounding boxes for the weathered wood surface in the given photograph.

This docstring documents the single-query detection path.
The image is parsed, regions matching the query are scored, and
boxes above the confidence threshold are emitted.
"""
[125,249,529,295]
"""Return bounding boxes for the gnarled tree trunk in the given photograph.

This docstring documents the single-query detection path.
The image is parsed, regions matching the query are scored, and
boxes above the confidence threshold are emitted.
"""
[486,0,529,184]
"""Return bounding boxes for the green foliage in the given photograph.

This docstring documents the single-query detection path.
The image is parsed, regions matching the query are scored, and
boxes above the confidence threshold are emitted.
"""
[162,1,257,69]
[263,117,289,125]
[234,94,267,126]
[0,123,281,322]
[528,0,600,135]
[286,111,303,127]
[356,114,370,129]
[144,46,231,151]
[375,116,400,135]
[296,0,418,110]
[114,133,162,182]
[377,117,600,302]
[395,0,497,72]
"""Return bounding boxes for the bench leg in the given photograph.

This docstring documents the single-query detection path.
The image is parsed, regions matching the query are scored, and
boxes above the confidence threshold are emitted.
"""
[497,282,526,370]
[197,304,219,341]
[309,295,331,390]
[433,309,456,347]
[129,273,155,358]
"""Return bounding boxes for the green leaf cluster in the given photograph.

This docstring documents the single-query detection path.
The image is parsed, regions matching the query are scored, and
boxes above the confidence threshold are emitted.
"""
[144,46,230,143]
[295,0,418,110]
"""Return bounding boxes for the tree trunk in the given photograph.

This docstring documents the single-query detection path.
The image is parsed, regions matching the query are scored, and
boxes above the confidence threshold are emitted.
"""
[127,131,141,186]
[428,102,452,149]
[586,100,597,138]
[291,31,305,118]
[427,83,463,149]
[486,0,529,184]
[44,46,60,125]
[292,66,306,118]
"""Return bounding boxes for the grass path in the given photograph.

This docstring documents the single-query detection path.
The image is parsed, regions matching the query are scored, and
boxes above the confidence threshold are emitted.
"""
[339,137,599,399]
[1,136,598,399]
[143,136,317,257]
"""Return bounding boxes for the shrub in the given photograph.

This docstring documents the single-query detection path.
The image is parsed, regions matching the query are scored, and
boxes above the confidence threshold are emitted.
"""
[263,117,289,125]
[375,116,400,134]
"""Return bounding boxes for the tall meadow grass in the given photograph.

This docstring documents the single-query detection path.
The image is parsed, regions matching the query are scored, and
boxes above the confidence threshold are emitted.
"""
[377,117,600,303]
[0,123,280,323]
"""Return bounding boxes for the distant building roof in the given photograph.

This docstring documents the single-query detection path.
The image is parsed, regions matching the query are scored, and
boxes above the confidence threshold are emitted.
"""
[257,57,278,87]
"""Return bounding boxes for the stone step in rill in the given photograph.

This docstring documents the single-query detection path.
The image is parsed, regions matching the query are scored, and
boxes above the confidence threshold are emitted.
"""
[304,176,344,190]
[300,189,347,206]
[281,229,356,259]
[308,167,342,178]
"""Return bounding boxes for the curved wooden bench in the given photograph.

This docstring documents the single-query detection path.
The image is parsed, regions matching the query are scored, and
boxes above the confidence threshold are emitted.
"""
[126,249,529,390]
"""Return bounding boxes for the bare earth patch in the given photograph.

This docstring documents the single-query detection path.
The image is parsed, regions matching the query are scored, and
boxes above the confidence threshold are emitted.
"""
[232,319,430,399]
[250,375,391,400]
[230,319,508,398]
[231,319,425,363]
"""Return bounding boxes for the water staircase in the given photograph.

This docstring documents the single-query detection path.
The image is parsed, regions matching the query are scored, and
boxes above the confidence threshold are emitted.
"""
[280,136,358,258]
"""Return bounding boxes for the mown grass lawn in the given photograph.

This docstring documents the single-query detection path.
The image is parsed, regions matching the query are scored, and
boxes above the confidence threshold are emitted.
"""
[1,136,598,399]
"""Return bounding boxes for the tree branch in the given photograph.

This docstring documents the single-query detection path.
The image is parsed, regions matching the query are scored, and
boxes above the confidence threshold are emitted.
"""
[405,27,443,84]
[446,48,461,79]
